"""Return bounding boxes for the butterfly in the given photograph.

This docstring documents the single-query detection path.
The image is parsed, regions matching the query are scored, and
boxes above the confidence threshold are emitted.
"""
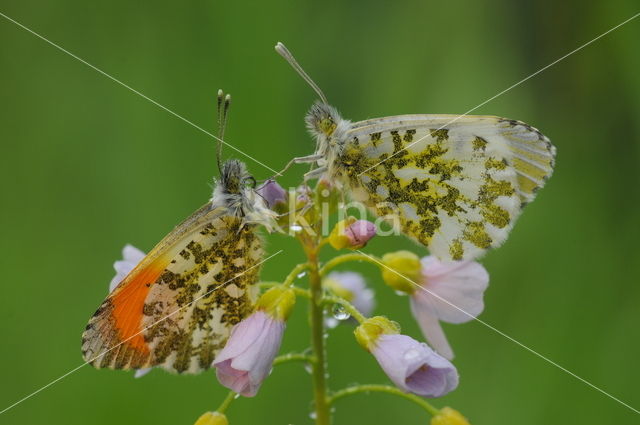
[81,91,276,374]
[275,42,556,261]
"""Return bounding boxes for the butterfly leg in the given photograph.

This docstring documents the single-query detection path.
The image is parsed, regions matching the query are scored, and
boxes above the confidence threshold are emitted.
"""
[274,154,325,177]
[303,165,327,181]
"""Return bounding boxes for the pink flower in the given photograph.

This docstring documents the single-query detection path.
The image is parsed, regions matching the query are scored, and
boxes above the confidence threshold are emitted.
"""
[410,257,489,360]
[372,334,458,398]
[213,311,285,397]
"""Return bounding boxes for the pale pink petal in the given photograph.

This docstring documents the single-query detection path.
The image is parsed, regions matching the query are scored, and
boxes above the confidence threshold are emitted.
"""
[134,368,151,378]
[410,297,454,360]
[344,220,377,248]
[419,256,489,324]
[213,311,285,397]
[372,334,458,397]
[109,244,146,293]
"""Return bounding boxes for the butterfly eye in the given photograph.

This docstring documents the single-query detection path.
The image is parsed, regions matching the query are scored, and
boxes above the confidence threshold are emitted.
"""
[243,176,257,189]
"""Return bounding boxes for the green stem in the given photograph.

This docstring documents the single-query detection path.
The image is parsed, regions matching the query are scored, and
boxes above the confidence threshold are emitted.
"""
[283,262,311,286]
[258,281,311,299]
[216,391,237,414]
[322,295,367,323]
[319,253,382,277]
[307,246,331,425]
[328,385,440,417]
[273,352,316,366]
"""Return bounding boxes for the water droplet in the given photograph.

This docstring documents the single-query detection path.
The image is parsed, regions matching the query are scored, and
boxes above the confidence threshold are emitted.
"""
[297,271,307,278]
[403,349,420,361]
[394,290,408,297]
[331,304,351,321]
[233,393,240,399]
[290,224,303,232]
[304,362,313,374]
[325,317,339,329]
[309,411,317,420]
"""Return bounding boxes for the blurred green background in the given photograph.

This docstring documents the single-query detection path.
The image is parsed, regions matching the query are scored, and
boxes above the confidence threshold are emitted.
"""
[1,1,639,424]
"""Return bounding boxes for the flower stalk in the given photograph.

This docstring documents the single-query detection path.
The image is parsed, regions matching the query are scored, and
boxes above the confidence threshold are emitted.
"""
[306,242,331,425]
[321,295,367,323]
[328,384,440,416]
[215,391,237,414]
[319,252,382,276]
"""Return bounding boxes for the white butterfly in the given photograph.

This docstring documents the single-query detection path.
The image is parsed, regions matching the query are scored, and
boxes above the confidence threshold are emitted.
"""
[82,91,276,374]
[276,43,555,261]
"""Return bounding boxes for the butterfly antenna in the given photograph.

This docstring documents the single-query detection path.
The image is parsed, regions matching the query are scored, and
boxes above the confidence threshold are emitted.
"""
[275,42,328,104]
[216,90,232,175]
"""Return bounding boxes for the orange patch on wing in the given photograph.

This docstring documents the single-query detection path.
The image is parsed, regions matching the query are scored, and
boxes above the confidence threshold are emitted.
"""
[110,257,169,354]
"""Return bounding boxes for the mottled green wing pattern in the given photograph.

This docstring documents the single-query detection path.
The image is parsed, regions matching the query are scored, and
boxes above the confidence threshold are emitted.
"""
[139,216,263,373]
[82,206,263,374]
[332,115,555,260]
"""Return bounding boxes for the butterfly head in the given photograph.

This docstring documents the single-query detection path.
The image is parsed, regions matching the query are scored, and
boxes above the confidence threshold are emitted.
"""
[275,43,352,160]
[214,159,278,230]
[305,101,341,138]
[220,159,253,195]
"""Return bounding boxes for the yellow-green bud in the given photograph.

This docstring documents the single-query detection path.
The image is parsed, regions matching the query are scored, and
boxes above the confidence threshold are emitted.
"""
[381,251,421,294]
[194,411,229,425]
[315,176,339,214]
[328,217,357,250]
[354,316,400,351]
[255,286,296,321]
[431,407,471,425]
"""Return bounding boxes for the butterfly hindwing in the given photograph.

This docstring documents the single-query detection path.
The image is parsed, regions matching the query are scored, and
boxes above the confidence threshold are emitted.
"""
[82,203,264,374]
[332,115,555,260]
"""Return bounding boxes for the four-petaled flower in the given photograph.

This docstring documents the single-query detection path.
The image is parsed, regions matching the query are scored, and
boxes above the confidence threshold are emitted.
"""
[410,257,489,360]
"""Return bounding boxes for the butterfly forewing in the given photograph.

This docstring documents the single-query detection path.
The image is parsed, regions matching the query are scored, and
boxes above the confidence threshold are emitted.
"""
[334,115,555,260]
[82,204,263,374]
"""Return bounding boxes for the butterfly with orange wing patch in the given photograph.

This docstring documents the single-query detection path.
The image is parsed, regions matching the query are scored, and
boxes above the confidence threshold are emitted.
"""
[81,91,276,374]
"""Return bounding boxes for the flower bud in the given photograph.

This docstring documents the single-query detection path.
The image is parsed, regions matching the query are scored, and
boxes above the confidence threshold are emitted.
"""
[381,251,421,294]
[315,175,339,214]
[288,185,317,231]
[194,411,229,425]
[329,217,377,250]
[431,407,471,425]
[255,286,296,321]
[257,179,288,212]
[354,316,400,351]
